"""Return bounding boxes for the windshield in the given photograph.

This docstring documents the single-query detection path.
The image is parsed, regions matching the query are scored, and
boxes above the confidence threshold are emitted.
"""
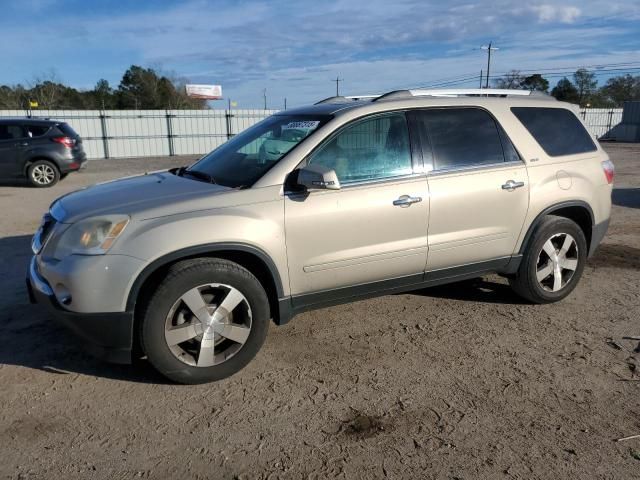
[186,114,331,188]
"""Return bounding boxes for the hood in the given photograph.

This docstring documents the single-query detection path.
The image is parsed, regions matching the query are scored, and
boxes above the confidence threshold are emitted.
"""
[54,171,232,223]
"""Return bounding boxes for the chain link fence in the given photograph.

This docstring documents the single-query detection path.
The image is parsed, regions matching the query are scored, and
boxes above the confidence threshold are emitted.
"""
[0,107,624,160]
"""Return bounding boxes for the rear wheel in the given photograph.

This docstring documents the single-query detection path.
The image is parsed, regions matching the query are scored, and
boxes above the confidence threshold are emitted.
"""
[509,215,587,303]
[28,160,60,187]
[140,258,270,384]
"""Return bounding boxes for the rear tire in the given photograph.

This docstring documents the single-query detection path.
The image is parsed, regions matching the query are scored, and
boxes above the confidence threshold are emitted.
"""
[28,160,60,187]
[140,258,270,384]
[509,215,587,304]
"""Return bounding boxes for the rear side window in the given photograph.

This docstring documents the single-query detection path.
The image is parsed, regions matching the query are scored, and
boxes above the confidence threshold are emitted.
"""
[416,108,507,170]
[57,122,79,138]
[27,125,50,137]
[511,107,596,157]
[0,124,25,140]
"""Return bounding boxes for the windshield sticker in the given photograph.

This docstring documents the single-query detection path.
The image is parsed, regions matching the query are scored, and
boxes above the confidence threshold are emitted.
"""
[282,121,320,130]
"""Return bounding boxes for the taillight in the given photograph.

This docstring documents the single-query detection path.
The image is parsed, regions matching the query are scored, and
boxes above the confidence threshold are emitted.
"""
[52,136,75,149]
[601,160,615,184]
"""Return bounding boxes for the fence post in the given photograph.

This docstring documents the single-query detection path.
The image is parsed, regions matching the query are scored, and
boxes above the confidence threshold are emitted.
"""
[99,111,110,159]
[165,110,175,156]
[225,109,234,140]
[607,109,613,132]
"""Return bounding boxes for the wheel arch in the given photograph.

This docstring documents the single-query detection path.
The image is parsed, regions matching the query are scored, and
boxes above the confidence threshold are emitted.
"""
[127,243,286,325]
[518,201,594,256]
[24,155,60,176]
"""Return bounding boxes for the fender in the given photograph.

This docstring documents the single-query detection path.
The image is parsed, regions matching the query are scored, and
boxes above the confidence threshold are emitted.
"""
[518,200,595,255]
[125,242,285,312]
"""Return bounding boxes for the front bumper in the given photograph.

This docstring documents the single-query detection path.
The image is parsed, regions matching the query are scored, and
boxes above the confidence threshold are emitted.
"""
[27,256,134,364]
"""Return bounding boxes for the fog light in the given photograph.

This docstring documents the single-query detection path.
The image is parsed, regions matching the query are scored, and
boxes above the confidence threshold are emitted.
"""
[54,284,72,306]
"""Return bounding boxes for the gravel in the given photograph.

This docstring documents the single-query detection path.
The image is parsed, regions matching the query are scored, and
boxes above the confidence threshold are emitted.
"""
[1,145,639,479]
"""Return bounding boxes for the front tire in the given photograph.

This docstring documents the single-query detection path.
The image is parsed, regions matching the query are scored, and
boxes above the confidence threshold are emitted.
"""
[509,215,587,304]
[28,160,60,187]
[140,258,270,384]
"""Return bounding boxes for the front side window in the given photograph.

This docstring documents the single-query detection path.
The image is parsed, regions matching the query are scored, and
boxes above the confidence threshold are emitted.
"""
[417,108,506,170]
[511,107,596,157]
[188,115,330,188]
[308,113,412,184]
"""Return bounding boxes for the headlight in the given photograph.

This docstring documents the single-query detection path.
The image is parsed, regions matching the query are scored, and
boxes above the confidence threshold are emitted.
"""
[53,215,129,257]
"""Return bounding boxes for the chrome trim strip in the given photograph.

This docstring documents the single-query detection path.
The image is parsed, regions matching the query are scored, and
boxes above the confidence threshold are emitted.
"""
[428,160,524,177]
[29,256,53,296]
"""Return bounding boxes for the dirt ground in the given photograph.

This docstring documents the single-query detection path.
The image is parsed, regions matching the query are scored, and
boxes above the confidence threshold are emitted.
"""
[1,144,639,480]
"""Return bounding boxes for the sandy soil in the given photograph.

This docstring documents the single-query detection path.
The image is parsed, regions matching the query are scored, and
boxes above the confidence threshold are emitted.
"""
[0,145,639,479]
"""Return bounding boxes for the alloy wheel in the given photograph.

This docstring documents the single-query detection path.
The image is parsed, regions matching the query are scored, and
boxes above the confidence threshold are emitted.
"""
[536,233,579,292]
[32,164,56,185]
[164,283,252,367]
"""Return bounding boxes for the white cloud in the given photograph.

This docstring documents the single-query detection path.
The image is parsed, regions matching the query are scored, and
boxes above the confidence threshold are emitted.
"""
[531,4,581,23]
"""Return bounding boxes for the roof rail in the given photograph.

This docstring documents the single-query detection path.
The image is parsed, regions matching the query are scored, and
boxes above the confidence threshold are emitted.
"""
[318,88,552,105]
[407,88,545,98]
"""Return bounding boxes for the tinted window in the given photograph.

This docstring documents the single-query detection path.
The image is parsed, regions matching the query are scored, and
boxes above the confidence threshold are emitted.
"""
[511,107,596,157]
[0,124,25,140]
[58,123,79,138]
[27,125,50,137]
[418,108,506,170]
[308,113,412,184]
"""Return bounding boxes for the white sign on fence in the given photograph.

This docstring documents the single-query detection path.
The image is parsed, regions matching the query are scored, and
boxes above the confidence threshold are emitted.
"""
[185,84,223,100]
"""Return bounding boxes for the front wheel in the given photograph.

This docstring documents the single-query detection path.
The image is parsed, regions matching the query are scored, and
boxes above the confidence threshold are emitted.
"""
[140,258,270,384]
[509,215,587,304]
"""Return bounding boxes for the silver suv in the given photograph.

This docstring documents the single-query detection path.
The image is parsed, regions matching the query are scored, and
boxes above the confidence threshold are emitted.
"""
[28,89,614,384]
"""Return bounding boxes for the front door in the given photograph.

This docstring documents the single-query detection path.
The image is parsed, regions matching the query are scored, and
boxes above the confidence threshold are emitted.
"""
[413,107,530,271]
[284,112,429,300]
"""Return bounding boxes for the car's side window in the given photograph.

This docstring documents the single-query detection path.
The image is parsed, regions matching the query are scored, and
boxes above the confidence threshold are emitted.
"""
[417,108,507,171]
[0,124,25,141]
[27,125,50,138]
[308,113,413,184]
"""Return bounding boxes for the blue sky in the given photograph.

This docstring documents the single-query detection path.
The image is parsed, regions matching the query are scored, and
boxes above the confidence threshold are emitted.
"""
[1,0,639,108]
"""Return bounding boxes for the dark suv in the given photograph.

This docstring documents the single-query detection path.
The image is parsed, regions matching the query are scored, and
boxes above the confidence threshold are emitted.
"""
[0,118,87,187]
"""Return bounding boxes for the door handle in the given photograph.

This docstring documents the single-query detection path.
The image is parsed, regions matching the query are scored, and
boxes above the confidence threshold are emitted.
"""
[393,195,422,207]
[501,180,525,191]
[15,142,29,147]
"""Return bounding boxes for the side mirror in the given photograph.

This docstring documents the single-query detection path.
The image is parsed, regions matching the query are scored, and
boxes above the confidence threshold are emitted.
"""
[295,164,341,190]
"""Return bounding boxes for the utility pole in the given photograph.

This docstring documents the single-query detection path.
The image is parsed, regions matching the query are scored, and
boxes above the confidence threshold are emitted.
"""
[332,77,343,96]
[481,42,499,88]
[263,88,267,110]
[284,97,287,110]
[479,70,483,88]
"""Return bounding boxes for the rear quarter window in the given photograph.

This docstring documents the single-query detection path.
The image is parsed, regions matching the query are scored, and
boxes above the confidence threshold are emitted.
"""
[511,107,596,157]
[57,123,79,138]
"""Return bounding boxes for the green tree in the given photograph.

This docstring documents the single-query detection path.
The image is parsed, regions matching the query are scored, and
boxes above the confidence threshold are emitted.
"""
[551,77,580,104]
[521,74,549,92]
[573,69,597,106]
[600,74,640,106]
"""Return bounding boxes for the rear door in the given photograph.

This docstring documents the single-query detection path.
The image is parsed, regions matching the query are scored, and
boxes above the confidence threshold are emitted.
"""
[413,107,530,271]
[0,123,27,177]
[284,112,429,300]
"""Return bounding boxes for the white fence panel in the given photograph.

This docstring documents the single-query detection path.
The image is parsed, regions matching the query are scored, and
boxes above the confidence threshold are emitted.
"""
[578,108,623,139]
[0,107,626,160]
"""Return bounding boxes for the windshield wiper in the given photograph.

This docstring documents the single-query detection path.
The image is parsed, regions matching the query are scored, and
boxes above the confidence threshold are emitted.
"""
[175,166,216,184]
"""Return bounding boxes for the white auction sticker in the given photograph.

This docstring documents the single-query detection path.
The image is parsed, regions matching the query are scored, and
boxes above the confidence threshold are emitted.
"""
[282,121,320,130]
